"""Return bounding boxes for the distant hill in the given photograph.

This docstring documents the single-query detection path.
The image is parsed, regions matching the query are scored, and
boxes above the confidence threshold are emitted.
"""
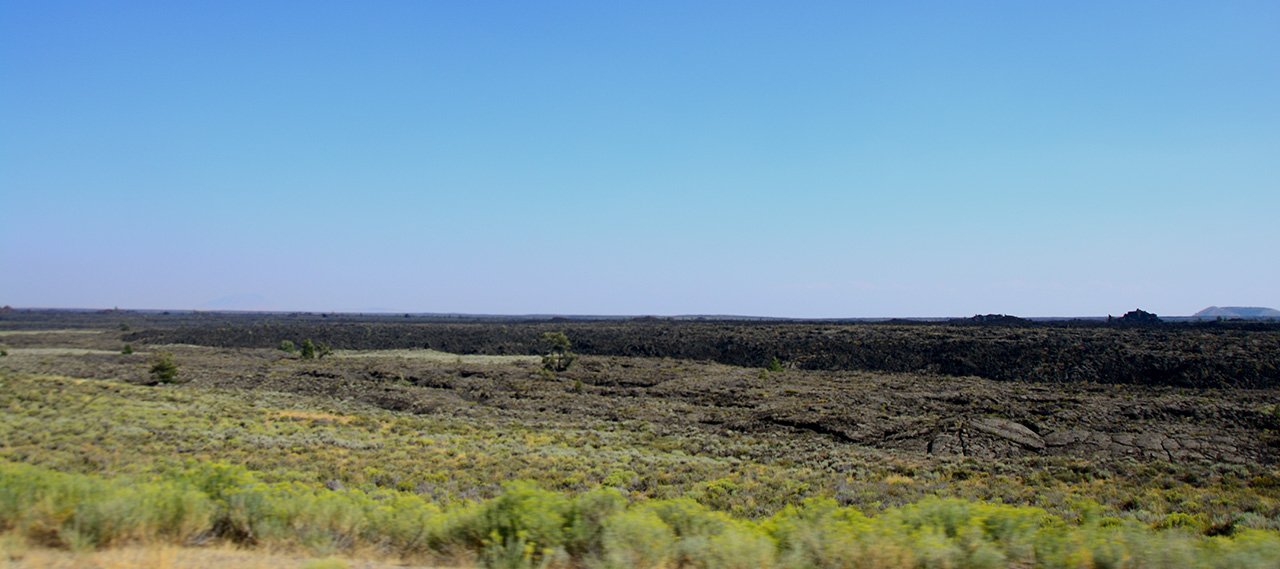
[1192,306,1280,319]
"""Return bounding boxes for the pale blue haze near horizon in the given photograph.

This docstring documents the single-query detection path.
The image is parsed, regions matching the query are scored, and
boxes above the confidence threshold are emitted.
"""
[2,1,1277,318]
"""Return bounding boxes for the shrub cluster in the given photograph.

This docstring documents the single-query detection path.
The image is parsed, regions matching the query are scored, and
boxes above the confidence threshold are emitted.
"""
[280,339,331,359]
[5,371,1277,533]
[2,460,1278,568]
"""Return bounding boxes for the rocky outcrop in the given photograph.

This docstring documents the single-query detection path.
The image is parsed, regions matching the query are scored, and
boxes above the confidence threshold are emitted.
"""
[926,418,1045,459]
[1042,429,1246,464]
[970,417,1045,450]
[1115,309,1161,325]
[916,415,1254,464]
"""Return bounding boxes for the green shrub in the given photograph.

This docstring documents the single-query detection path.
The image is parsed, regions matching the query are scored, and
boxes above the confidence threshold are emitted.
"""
[148,351,179,383]
[280,340,296,354]
[121,344,134,355]
[766,357,784,373]
[5,443,1280,566]
[880,497,1042,567]
[1157,512,1206,531]
[480,531,544,569]
[467,482,570,553]
[695,523,777,569]
[644,497,733,539]
[564,487,626,557]
[1211,529,1280,569]
[602,509,675,569]
[0,461,213,550]
[766,498,875,569]
[301,339,316,360]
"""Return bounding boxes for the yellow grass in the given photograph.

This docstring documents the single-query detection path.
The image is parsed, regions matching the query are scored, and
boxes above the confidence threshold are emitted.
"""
[0,331,103,336]
[332,349,538,365]
[273,410,354,423]
[0,539,456,569]
[2,349,122,356]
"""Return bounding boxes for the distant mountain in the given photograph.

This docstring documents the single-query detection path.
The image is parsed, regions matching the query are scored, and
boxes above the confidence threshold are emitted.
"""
[1192,306,1280,319]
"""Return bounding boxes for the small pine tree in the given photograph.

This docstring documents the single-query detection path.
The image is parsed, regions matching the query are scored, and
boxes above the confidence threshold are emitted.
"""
[122,344,134,355]
[279,340,296,353]
[541,332,577,372]
[149,351,179,383]
[766,356,784,373]
[315,342,332,359]
[300,339,316,359]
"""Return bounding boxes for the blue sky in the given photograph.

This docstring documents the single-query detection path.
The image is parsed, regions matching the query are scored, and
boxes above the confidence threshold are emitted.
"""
[2,1,1277,317]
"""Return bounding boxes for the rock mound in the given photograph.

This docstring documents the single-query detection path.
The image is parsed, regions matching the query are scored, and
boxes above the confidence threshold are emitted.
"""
[1114,309,1160,325]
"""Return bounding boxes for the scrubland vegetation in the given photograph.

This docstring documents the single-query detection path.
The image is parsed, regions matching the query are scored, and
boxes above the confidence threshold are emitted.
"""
[2,370,1279,568]
[1,311,1279,567]
[4,457,1280,568]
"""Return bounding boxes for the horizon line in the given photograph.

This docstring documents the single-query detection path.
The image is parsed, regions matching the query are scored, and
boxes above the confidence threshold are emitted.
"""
[4,305,1276,322]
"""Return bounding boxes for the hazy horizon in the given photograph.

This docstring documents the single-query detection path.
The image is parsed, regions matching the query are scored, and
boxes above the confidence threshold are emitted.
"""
[7,300,1276,321]
[3,2,1277,318]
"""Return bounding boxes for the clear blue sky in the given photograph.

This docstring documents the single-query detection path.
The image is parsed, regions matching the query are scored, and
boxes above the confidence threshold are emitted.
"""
[2,1,1277,317]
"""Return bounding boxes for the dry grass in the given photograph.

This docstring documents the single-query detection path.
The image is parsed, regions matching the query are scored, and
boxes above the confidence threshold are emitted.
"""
[0,331,102,337]
[0,537,455,569]
[3,349,123,356]
[332,349,539,365]
[273,410,355,423]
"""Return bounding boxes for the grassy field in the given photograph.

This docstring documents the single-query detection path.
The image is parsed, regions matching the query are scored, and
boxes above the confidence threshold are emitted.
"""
[332,348,541,365]
[2,321,1280,567]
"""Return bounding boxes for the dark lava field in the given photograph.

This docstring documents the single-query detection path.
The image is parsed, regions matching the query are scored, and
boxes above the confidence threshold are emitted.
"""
[3,308,1279,469]
[104,311,1280,389]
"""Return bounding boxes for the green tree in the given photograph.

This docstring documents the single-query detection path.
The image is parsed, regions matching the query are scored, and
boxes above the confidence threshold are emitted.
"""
[149,351,179,383]
[279,340,296,354]
[542,332,578,372]
[300,339,316,359]
[766,356,784,373]
[121,343,134,355]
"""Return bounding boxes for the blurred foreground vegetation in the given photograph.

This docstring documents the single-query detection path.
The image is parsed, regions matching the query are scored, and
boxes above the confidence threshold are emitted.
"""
[3,370,1280,567]
[4,460,1280,568]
